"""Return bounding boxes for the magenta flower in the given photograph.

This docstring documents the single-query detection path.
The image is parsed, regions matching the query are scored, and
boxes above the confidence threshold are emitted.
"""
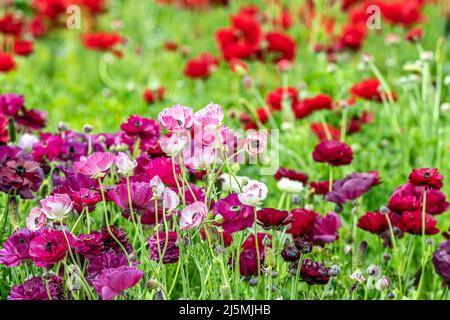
[148,231,180,264]
[40,193,73,220]
[71,188,102,213]
[109,181,162,225]
[92,266,144,300]
[158,104,194,132]
[213,193,254,233]
[143,157,181,187]
[29,229,71,268]
[309,212,341,245]
[74,152,115,178]
[0,93,24,116]
[87,251,129,280]
[8,276,63,300]
[180,201,208,230]
[0,228,37,267]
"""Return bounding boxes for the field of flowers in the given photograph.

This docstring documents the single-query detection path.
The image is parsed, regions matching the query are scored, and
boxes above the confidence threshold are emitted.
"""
[0,0,449,301]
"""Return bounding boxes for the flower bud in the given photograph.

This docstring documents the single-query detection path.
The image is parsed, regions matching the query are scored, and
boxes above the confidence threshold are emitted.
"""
[375,276,390,292]
[83,124,93,134]
[220,285,231,300]
[146,279,160,290]
[353,241,367,269]
[367,264,380,277]
[8,196,19,229]
[248,278,258,287]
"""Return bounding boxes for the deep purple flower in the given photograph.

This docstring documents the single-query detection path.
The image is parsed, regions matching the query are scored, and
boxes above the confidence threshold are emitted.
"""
[239,249,264,277]
[101,226,133,254]
[325,172,379,205]
[0,228,37,267]
[213,193,254,233]
[8,276,63,300]
[73,231,104,258]
[293,258,330,285]
[87,251,129,280]
[29,229,71,268]
[92,266,144,300]
[148,231,180,264]
[433,241,450,287]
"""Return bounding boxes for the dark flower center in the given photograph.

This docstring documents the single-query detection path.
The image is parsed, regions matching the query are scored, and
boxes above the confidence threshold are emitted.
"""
[46,241,57,253]
[230,205,241,213]
[15,165,26,175]
[134,121,141,128]
[423,172,430,179]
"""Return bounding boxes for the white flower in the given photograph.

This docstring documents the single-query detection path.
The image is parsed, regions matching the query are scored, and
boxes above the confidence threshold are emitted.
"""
[351,269,366,283]
[115,152,137,176]
[160,134,188,157]
[238,180,268,206]
[150,176,165,199]
[163,188,180,211]
[277,178,304,193]
[18,133,39,151]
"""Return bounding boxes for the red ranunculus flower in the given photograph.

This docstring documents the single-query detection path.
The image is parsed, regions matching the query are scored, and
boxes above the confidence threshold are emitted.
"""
[408,168,443,190]
[142,87,165,105]
[357,211,391,235]
[310,123,341,141]
[398,211,439,235]
[274,167,309,184]
[264,31,296,62]
[0,52,16,73]
[312,140,353,166]
[266,87,298,111]
[29,229,71,268]
[288,208,318,237]
[406,28,423,43]
[13,40,34,56]
[183,53,219,79]
[350,78,397,103]
[257,208,293,230]
[82,32,123,52]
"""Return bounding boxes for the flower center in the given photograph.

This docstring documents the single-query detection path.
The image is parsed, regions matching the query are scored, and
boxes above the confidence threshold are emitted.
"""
[15,165,25,175]
[230,205,241,213]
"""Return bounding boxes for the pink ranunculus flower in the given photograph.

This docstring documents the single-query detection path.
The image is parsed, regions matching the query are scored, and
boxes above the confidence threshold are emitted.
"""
[74,152,115,178]
[26,207,46,231]
[115,152,137,176]
[244,130,268,155]
[39,194,73,221]
[150,175,166,199]
[92,266,144,300]
[158,104,194,132]
[180,201,208,230]
[184,146,216,170]
[194,103,224,128]
[238,180,268,207]
[160,133,188,157]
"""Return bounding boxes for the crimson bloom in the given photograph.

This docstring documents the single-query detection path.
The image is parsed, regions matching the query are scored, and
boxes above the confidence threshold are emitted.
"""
[397,211,439,235]
[184,53,219,79]
[239,249,264,277]
[13,40,34,56]
[406,28,423,43]
[0,52,16,73]
[82,32,123,52]
[350,78,397,103]
[312,140,353,166]
[266,87,298,111]
[274,167,309,184]
[263,31,296,62]
[142,87,165,105]
[257,208,293,230]
[408,168,443,190]
[357,211,391,235]
[288,208,318,237]
[0,113,8,145]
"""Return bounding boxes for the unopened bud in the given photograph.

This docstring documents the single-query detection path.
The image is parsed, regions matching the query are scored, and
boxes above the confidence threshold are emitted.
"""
[8,196,19,229]
[220,285,231,300]
[248,278,258,287]
[146,279,160,290]
[83,124,93,134]
[353,241,367,269]
[375,276,390,292]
